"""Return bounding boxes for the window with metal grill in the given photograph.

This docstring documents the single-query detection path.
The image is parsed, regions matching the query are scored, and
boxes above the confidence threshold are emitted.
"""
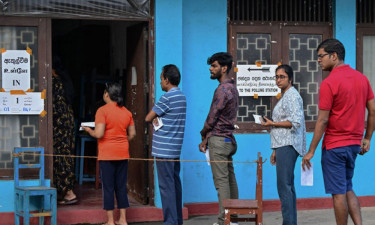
[228,0,332,132]
[357,0,375,24]
[357,2,375,99]
[229,0,332,23]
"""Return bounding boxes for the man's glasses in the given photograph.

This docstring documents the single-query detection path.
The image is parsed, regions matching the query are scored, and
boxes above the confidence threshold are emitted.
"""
[317,53,330,59]
[275,75,287,80]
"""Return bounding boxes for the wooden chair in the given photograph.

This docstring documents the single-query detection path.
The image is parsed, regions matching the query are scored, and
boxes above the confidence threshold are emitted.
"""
[13,147,57,225]
[223,152,263,225]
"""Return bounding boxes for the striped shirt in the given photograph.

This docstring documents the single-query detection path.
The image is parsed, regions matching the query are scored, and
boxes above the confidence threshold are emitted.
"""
[151,87,187,158]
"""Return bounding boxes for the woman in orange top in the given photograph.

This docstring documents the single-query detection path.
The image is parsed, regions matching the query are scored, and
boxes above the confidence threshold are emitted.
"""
[83,82,136,225]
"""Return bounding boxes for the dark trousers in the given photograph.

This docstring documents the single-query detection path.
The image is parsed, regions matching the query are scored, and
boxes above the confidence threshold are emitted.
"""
[99,160,129,210]
[156,158,183,225]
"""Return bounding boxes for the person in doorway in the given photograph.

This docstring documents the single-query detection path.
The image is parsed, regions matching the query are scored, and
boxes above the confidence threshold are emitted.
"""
[145,64,187,225]
[198,52,239,225]
[82,82,136,225]
[302,39,375,225]
[52,56,78,205]
[261,64,306,225]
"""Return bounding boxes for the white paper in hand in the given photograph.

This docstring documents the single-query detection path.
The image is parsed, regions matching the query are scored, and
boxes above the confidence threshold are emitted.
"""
[301,162,313,186]
[253,114,264,124]
[205,148,210,166]
[79,122,95,131]
[153,117,163,131]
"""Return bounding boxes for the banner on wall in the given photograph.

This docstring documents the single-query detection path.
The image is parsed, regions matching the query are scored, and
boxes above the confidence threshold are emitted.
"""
[236,65,280,96]
[1,49,31,91]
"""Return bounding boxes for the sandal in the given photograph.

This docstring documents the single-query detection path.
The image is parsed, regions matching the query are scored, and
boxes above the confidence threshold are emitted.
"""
[58,197,78,205]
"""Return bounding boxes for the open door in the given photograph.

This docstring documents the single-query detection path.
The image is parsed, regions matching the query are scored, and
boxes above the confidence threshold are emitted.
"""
[125,23,149,204]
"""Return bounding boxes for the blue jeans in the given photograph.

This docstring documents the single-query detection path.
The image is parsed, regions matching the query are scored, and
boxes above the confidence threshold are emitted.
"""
[156,159,183,225]
[275,145,299,225]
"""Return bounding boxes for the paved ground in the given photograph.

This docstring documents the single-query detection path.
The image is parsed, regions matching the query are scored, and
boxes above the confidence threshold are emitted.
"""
[128,207,375,225]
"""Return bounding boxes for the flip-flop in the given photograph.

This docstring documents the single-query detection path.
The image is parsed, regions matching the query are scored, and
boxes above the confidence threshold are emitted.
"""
[58,197,78,205]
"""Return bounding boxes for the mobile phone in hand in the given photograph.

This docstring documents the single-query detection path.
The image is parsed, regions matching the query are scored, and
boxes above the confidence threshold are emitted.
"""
[263,115,273,122]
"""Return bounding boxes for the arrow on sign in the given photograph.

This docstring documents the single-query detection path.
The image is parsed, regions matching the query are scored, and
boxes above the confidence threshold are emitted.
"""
[248,67,271,72]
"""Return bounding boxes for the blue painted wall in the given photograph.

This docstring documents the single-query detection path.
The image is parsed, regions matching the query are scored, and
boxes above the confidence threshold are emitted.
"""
[154,0,375,207]
[333,0,356,68]
[180,0,230,203]
[154,0,183,208]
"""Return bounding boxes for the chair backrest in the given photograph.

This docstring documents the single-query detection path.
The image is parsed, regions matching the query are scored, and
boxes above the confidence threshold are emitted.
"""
[13,147,45,188]
[255,152,263,207]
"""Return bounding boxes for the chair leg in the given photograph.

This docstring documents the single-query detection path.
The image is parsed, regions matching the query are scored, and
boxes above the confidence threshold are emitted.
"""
[79,138,85,185]
[24,193,30,225]
[256,213,263,225]
[51,192,57,225]
[14,213,20,225]
[224,210,231,225]
[40,215,44,225]
[95,159,100,189]
[14,214,19,225]
[25,215,30,224]
[75,137,81,182]
[40,195,46,225]
[14,193,20,225]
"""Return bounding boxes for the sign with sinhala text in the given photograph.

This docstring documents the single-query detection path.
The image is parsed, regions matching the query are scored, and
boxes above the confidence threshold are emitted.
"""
[236,65,280,96]
[1,50,31,91]
[0,92,44,115]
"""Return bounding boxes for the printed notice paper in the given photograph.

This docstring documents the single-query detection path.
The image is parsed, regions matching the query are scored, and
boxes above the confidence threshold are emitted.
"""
[1,50,31,91]
[301,162,313,186]
[0,92,44,115]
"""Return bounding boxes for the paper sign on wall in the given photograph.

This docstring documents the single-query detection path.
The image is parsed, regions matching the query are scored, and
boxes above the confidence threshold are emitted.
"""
[1,50,31,91]
[0,92,44,115]
[236,65,280,96]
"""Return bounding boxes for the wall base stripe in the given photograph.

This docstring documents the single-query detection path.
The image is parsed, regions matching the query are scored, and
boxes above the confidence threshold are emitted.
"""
[185,196,375,215]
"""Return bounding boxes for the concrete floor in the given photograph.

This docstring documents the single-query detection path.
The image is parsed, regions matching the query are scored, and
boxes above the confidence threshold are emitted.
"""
[128,207,375,225]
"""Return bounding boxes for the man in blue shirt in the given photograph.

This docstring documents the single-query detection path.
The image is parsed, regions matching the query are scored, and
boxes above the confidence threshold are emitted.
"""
[146,64,187,225]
